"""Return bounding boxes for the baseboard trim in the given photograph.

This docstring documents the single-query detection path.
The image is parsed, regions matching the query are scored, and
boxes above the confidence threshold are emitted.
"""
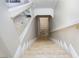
[14,38,37,58]
[13,43,23,58]
[59,40,79,58]
[69,44,79,58]
[50,39,79,58]
[52,18,79,32]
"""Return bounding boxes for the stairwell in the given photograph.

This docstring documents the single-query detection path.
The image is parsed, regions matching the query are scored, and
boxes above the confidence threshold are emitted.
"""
[20,15,72,58]
[21,33,72,58]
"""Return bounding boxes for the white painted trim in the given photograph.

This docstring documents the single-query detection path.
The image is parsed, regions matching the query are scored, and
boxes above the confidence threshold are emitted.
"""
[59,40,79,58]
[53,18,79,32]
[13,42,24,58]
[50,38,79,58]
[53,23,74,32]
[69,44,79,58]
[34,8,54,17]
[63,41,69,52]
[19,17,34,44]
[14,38,37,58]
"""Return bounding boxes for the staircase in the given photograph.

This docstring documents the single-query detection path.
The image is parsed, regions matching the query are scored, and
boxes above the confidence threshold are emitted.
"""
[20,16,72,58]
[21,35,72,58]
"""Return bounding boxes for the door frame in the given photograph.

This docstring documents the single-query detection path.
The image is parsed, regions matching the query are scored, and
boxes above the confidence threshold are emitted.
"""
[35,15,52,37]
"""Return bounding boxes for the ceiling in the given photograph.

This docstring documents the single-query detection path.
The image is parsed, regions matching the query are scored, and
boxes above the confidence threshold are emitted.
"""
[32,0,58,9]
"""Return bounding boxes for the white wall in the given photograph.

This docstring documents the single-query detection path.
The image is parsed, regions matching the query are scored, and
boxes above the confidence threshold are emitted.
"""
[0,0,36,57]
[53,0,79,31]
[0,0,20,57]
[0,37,10,57]
[34,8,54,17]
[52,0,79,57]
[52,25,79,57]
[32,0,58,9]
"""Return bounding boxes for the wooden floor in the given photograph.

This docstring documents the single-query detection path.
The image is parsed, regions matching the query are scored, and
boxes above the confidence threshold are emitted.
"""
[21,34,72,58]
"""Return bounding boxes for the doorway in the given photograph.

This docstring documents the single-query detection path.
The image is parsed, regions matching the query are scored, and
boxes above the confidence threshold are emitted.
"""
[35,15,52,38]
